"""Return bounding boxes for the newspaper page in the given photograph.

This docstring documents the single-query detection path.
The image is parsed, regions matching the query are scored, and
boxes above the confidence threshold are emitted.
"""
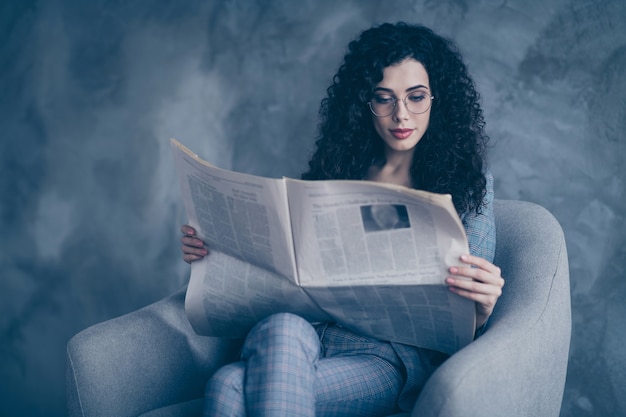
[171,139,295,280]
[285,179,475,353]
[171,139,329,336]
[172,139,475,353]
[185,250,332,337]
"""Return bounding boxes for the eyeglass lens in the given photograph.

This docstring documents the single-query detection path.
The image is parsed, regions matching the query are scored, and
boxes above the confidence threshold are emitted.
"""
[369,91,433,117]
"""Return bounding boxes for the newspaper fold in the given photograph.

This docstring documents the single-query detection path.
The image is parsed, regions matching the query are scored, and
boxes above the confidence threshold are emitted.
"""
[171,138,476,354]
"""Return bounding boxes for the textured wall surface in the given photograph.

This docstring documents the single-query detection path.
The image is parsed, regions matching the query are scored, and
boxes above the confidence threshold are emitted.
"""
[1,1,624,416]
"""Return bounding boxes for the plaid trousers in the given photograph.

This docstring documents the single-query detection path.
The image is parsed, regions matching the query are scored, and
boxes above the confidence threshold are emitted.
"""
[204,313,405,417]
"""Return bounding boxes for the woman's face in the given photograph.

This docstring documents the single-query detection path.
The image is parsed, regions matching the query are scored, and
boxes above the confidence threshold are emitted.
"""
[371,58,432,157]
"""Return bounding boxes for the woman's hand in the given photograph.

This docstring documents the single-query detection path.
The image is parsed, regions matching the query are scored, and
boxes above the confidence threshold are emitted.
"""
[181,225,208,264]
[446,254,505,329]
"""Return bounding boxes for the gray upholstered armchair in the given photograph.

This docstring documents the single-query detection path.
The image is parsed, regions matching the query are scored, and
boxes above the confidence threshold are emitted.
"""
[66,199,571,417]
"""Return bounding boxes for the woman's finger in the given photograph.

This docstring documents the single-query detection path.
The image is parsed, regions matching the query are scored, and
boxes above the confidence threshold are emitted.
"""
[183,253,204,264]
[182,243,208,255]
[181,225,196,236]
[459,254,501,275]
[181,245,208,265]
[446,277,503,297]
[449,266,505,288]
[182,235,205,248]
[449,255,504,287]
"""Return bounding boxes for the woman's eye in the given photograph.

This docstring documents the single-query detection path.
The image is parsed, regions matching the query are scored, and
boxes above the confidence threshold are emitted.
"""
[408,93,427,102]
[374,96,393,104]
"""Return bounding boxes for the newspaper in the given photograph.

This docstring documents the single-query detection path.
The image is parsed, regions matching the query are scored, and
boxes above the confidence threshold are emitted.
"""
[171,138,476,354]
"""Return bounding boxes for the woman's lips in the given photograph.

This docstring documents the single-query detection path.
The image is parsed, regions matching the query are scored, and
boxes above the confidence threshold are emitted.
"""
[389,128,414,139]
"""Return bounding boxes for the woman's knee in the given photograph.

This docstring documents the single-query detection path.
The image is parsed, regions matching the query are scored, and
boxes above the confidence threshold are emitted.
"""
[204,362,246,417]
[205,362,245,396]
[242,313,319,361]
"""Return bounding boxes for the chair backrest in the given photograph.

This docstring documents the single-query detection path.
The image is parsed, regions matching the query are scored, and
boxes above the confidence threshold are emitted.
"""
[491,199,571,331]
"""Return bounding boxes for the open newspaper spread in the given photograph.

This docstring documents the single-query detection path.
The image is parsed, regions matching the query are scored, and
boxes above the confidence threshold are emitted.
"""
[171,138,476,354]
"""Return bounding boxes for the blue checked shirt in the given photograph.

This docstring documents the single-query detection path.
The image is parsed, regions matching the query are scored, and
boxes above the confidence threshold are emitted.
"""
[460,169,496,264]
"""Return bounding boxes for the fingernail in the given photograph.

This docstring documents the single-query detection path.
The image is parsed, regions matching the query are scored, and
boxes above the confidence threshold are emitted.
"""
[449,267,458,274]
[446,277,454,284]
[461,255,469,261]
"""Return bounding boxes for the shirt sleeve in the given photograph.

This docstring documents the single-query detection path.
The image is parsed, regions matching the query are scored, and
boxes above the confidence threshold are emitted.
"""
[461,169,496,263]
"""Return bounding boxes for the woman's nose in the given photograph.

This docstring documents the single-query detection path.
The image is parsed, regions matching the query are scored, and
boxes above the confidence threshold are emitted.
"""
[393,98,410,121]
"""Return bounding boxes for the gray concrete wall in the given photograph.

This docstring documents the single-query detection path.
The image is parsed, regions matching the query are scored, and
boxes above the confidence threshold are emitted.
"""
[1,1,624,416]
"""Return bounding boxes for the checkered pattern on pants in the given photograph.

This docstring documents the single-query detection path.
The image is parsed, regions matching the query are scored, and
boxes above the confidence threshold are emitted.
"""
[204,313,404,417]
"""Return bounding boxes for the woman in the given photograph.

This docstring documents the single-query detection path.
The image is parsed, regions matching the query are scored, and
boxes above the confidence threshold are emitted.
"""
[181,22,504,417]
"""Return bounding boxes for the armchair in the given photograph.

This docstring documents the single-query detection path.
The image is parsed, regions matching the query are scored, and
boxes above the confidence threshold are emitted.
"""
[66,199,571,417]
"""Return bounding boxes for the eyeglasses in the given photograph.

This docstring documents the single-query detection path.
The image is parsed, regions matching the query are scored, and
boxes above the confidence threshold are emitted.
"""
[368,90,435,117]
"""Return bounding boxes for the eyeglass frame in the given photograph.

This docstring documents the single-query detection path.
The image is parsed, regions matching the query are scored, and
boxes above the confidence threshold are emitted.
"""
[367,91,435,117]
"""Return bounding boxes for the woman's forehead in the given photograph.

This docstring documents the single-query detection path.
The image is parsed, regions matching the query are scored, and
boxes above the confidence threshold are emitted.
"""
[376,59,430,91]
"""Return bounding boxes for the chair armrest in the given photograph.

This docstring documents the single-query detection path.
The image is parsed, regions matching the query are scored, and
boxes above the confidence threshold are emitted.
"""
[411,200,571,417]
[66,287,242,417]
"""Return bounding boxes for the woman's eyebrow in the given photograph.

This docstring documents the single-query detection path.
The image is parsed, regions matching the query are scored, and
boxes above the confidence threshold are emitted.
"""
[406,85,430,92]
[373,85,430,93]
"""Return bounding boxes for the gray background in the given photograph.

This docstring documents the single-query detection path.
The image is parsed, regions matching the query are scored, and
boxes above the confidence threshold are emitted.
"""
[1,0,625,416]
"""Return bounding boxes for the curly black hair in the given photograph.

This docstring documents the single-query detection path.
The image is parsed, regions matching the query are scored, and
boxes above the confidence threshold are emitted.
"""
[301,22,489,215]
